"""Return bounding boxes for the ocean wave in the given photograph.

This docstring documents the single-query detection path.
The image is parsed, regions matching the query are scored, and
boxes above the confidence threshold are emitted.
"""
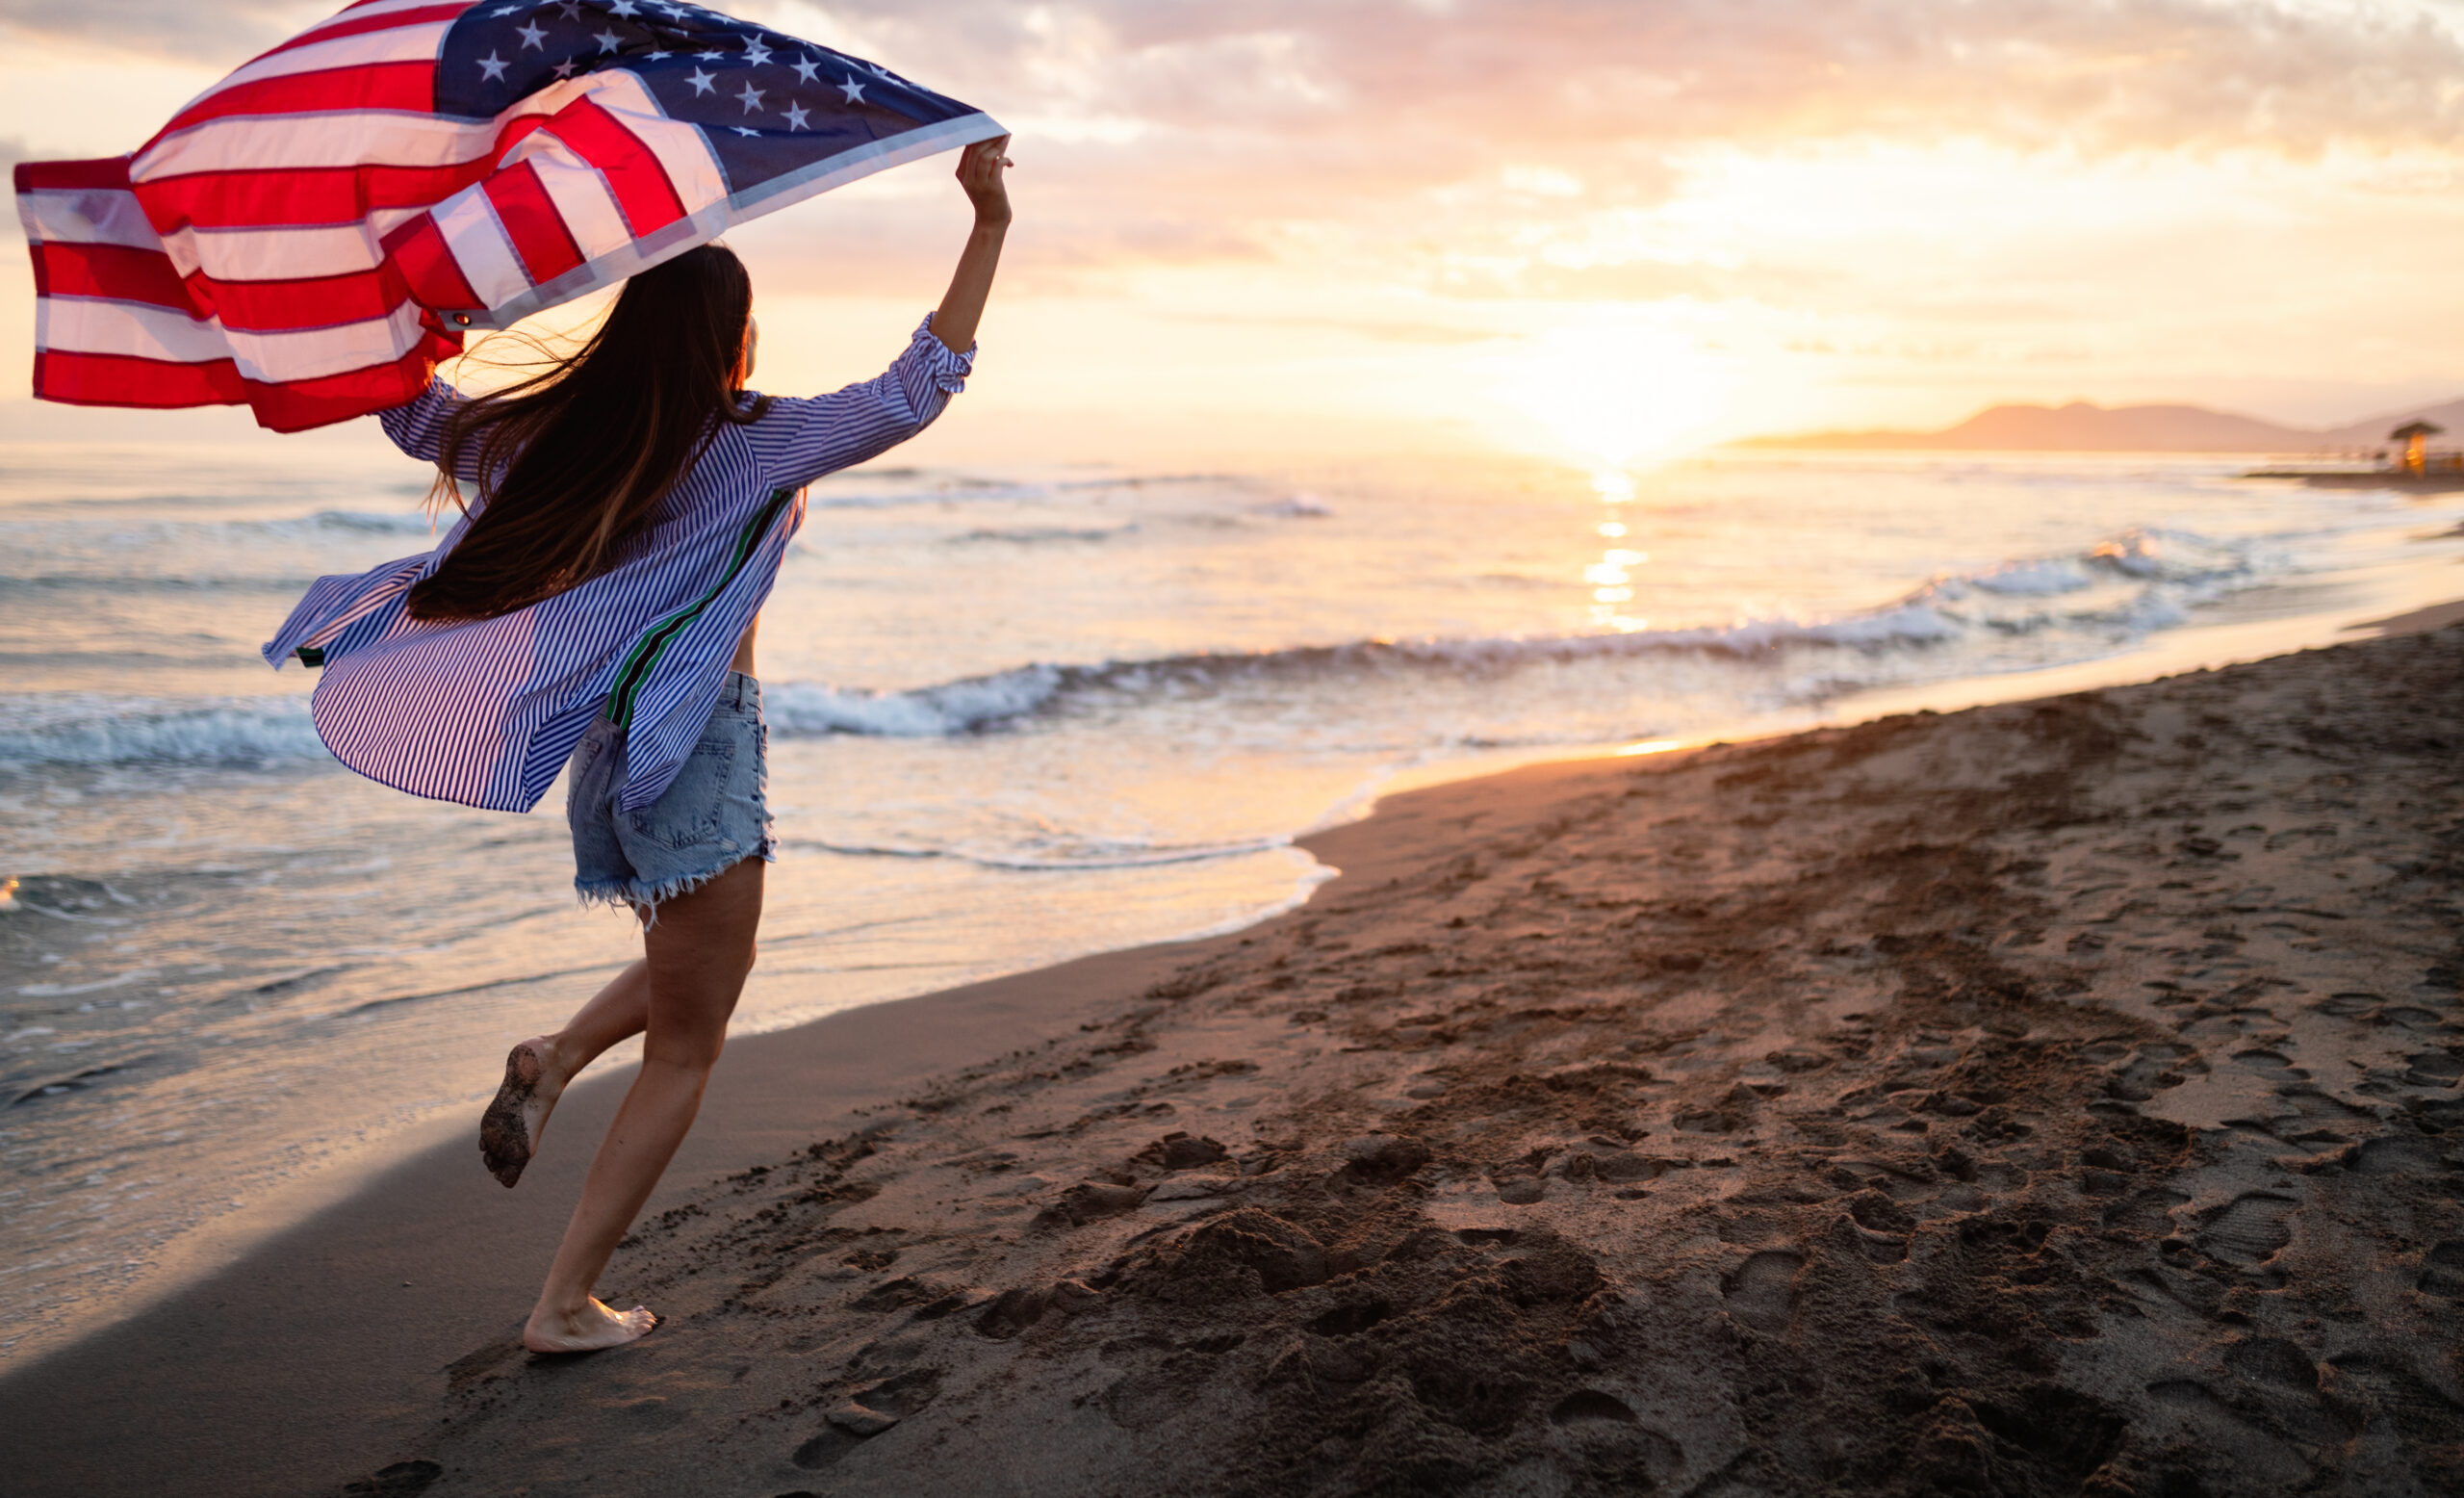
[950,524,1139,545]
[0,525,2266,765]
[759,526,2258,739]
[312,509,441,535]
[757,601,1964,740]
[0,695,321,766]
[793,834,1295,872]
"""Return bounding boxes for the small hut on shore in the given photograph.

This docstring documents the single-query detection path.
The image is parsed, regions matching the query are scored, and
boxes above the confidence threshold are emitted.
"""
[2391,419,2444,476]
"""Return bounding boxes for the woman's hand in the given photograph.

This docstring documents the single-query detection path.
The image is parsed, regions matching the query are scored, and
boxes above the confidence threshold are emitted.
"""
[956,136,1013,227]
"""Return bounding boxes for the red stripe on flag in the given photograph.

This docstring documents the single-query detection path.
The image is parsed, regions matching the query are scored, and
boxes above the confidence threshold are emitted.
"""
[381,214,481,312]
[15,156,134,193]
[482,159,584,286]
[162,62,437,137]
[258,3,470,61]
[138,116,549,228]
[542,98,686,236]
[30,242,195,312]
[184,266,406,333]
[34,337,460,432]
[33,347,244,408]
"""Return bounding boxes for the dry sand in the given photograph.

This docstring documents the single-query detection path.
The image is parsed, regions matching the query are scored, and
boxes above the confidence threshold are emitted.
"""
[16,627,2464,1497]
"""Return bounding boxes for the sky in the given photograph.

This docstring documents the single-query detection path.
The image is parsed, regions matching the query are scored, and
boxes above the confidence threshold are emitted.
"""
[4,0,2463,465]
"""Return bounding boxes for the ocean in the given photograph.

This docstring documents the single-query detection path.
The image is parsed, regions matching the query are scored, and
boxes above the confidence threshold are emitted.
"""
[5,433,2460,1363]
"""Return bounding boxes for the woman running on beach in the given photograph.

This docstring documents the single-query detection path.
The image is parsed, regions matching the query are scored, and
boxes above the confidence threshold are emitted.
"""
[264,139,1011,1355]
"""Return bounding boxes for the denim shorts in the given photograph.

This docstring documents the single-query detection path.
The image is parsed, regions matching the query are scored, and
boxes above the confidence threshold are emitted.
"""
[567,671,774,916]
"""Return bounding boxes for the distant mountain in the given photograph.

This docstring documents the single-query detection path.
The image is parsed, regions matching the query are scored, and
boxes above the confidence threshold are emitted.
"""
[2309,398,2464,449]
[1736,397,2464,453]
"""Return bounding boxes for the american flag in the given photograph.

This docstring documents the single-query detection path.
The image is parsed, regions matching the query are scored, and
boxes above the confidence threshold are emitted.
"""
[12,0,1003,432]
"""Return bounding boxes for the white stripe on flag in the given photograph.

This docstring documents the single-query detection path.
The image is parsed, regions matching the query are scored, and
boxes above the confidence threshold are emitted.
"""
[35,297,227,363]
[431,187,532,305]
[132,68,687,185]
[184,221,386,280]
[38,296,428,381]
[582,72,728,215]
[221,301,427,380]
[17,188,163,250]
[506,132,635,261]
[295,0,474,35]
[192,20,454,101]
[137,102,526,182]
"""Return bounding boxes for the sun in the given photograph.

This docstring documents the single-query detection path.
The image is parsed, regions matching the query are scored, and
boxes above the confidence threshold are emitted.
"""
[1490,323,1734,469]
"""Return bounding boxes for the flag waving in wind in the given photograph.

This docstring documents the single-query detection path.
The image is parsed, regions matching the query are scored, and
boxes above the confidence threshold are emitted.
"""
[13,0,1005,431]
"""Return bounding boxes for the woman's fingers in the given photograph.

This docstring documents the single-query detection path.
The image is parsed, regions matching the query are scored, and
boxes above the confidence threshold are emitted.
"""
[960,136,1014,178]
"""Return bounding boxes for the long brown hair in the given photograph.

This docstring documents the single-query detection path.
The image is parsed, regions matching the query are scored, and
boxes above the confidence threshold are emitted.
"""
[405,244,773,622]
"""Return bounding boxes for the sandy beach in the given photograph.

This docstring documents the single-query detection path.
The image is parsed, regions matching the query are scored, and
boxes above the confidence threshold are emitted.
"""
[8,624,2461,1497]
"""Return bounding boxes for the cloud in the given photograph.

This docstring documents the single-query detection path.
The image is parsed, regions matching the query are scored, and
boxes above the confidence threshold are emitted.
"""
[14,0,2461,285]
[784,0,2464,154]
[0,0,321,52]
[726,0,2464,281]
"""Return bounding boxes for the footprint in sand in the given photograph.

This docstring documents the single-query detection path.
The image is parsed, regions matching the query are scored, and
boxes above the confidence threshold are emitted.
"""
[2223,1336,2320,1391]
[2145,1380,2311,1488]
[2195,1194,2295,1267]
[788,1368,942,1470]
[2417,1241,2464,1298]
[2347,1135,2444,1175]
[1723,1249,1802,1333]
[2402,1050,2462,1087]
[340,1460,444,1496]
[1547,1389,1685,1485]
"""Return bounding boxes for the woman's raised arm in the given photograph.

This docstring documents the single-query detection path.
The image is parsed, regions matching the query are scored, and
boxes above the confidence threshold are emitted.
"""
[930,136,1012,354]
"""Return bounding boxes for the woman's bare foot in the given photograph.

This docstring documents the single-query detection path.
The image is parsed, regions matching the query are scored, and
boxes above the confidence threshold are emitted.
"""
[522,1297,658,1355]
[479,1037,566,1187]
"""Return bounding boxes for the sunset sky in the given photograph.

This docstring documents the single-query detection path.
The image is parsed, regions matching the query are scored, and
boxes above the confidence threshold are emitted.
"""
[4,0,2463,464]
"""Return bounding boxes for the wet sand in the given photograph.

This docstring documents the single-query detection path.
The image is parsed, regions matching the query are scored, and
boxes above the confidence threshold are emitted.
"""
[8,625,2462,1497]
[2348,598,2464,638]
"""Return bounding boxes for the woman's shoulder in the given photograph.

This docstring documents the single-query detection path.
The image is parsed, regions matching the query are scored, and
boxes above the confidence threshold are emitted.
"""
[672,417,783,504]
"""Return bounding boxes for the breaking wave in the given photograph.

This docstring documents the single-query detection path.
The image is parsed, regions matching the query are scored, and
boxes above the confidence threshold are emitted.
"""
[0,525,2262,766]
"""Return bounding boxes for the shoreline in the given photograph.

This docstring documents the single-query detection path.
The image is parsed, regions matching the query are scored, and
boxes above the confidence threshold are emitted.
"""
[7,572,2460,1379]
[5,620,2460,1495]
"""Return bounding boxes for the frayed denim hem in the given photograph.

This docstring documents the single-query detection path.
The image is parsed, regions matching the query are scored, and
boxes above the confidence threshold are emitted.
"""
[574,839,775,926]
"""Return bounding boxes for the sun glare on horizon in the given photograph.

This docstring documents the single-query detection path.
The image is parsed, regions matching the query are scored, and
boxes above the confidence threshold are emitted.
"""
[1489,324,1737,473]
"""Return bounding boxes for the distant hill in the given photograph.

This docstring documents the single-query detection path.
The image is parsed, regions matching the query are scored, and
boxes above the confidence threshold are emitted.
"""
[1736,397,2464,453]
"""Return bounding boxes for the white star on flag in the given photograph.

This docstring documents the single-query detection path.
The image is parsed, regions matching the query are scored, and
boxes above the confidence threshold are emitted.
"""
[554,0,580,18]
[515,19,547,49]
[742,38,773,66]
[736,82,765,113]
[593,28,623,54]
[732,125,758,136]
[476,52,510,81]
[791,55,820,84]
[685,67,716,93]
[552,57,578,78]
[783,102,810,130]
[837,76,865,103]
[608,0,639,14]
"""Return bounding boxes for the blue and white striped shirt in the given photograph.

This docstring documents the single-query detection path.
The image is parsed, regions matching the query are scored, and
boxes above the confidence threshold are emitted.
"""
[263,316,972,814]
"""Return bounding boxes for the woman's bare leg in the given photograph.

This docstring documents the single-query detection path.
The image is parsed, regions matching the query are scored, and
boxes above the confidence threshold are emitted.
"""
[480,960,653,1186]
[522,857,763,1353]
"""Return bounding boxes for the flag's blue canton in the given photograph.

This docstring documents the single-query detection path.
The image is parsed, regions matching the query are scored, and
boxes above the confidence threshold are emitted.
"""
[437,0,978,194]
